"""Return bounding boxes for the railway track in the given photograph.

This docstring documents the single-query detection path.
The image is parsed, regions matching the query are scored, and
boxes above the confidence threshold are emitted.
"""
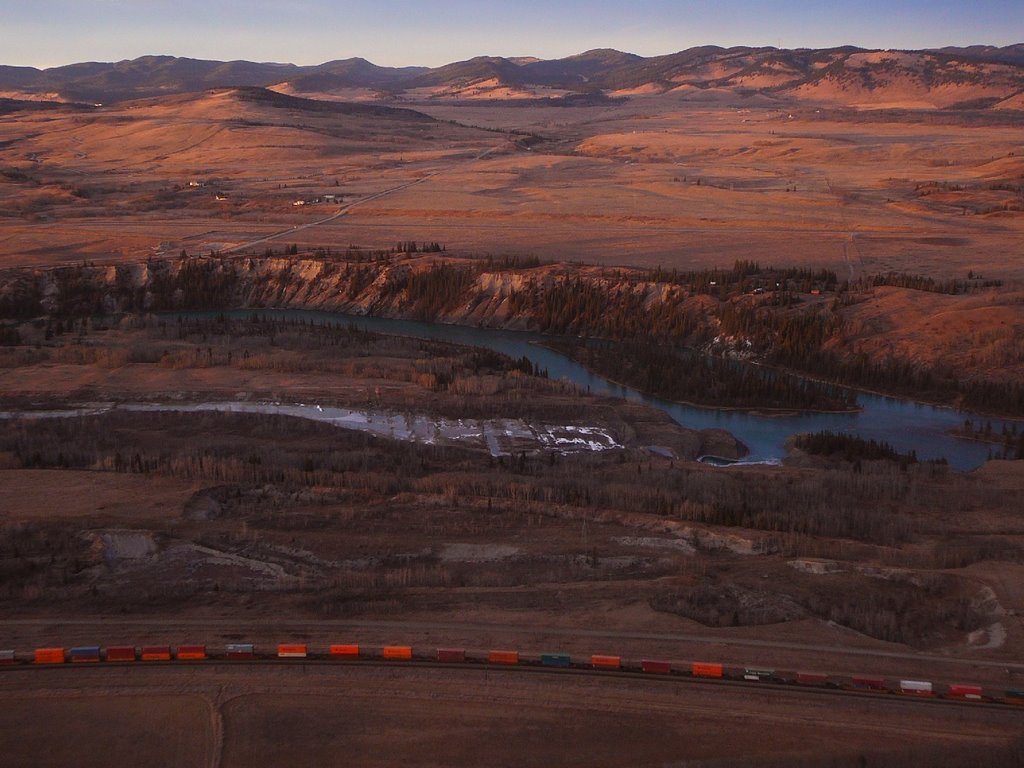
[4,649,1023,713]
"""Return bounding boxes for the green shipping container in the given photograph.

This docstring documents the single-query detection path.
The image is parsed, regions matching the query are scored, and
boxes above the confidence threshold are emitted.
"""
[541,653,571,668]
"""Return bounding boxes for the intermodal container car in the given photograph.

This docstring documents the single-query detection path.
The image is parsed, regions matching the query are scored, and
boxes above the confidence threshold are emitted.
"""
[69,646,101,663]
[0,650,15,665]
[225,643,255,659]
[141,645,172,661]
[382,646,413,660]
[691,662,724,679]
[850,676,886,691]
[1004,688,1024,705]
[330,644,360,658]
[899,680,933,696]
[34,648,65,664]
[176,645,207,660]
[641,659,672,675]
[541,653,571,668]
[277,644,307,658]
[488,650,520,665]
[948,684,983,700]
[591,655,621,669]
[436,648,466,663]
[796,672,829,686]
[743,668,774,682]
[105,646,136,662]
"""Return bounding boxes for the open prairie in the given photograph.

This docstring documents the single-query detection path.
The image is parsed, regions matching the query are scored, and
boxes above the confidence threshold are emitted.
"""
[1,87,1021,279]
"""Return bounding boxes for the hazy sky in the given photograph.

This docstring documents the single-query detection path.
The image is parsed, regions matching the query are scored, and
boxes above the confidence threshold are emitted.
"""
[3,0,1022,69]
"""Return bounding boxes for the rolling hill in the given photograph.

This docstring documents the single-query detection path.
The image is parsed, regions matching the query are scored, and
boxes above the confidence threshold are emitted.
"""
[2,45,1024,109]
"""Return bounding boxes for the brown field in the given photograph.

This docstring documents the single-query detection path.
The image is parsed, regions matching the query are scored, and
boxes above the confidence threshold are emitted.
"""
[1,90,1021,279]
[2,663,1024,765]
[0,664,1021,768]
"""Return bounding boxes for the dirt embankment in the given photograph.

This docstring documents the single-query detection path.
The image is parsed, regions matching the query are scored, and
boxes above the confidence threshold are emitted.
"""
[2,253,1023,414]
[0,254,686,333]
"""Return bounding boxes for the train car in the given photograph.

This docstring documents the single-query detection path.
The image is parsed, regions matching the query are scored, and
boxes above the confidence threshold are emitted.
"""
[691,662,724,679]
[140,645,172,661]
[947,684,984,701]
[591,655,621,670]
[436,648,466,663]
[329,644,360,658]
[69,646,101,663]
[0,650,15,665]
[487,650,520,665]
[743,668,774,682]
[176,645,207,661]
[382,646,413,661]
[34,648,65,664]
[225,643,255,660]
[277,644,307,659]
[641,659,672,675]
[1004,688,1024,705]
[899,680,933,697]
[796,671,829,687]
[850,676,887,692]
[541,653,571,669]
[105,646,136,662]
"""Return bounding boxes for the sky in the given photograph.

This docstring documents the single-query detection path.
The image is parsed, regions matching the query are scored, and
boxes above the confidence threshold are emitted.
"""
[2,0,1022,69]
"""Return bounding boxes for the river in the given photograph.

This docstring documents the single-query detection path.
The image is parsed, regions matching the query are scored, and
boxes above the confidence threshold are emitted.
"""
[175,309,1018,472]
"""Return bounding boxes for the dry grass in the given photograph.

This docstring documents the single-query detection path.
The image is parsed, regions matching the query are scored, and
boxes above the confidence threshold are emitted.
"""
[1,91,1020,279]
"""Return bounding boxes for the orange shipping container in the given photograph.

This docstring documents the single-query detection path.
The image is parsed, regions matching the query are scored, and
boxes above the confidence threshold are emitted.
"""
[383,646,413,660]
[141,645,172,661]
[692,662,724,678]
[488,650,520,665]
[591,655,621,669]
[34,648,65,664]
[330,644,360,657]
[176,645,206,660]
[277,644,307,658]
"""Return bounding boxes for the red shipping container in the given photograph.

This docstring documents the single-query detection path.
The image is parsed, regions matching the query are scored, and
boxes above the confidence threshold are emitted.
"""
[948,684,984,700]
[797,672,829,686]
[277,644,307,658]
[141,645,172,661]
[691,662,723,678]
[330,644,359,657]
[105,646,136,662]
[436,648,466,663]
[383,646,413,660]
[851,676,886,691]
[176,645,206,660]
[591,655,621,669]
[641,659,672,675]
[488,650,519,665]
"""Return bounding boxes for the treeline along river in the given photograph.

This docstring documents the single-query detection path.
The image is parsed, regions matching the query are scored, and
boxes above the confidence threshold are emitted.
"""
[185,309,1018,471]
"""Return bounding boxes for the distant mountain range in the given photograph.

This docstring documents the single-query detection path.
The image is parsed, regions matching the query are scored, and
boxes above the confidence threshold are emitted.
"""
[2,45,1023,108]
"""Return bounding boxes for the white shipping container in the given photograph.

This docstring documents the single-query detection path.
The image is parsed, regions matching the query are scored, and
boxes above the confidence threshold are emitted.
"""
[900,679,933,694]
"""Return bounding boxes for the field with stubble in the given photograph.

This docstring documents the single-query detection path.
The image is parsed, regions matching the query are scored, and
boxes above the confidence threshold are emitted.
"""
[0,664,1021,768]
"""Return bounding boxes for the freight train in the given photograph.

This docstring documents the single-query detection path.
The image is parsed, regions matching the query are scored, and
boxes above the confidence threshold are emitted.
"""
[4,642,1023,706]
